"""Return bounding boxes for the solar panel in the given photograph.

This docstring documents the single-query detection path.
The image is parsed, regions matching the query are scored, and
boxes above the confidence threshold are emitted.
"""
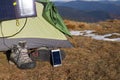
[0,0,37,21]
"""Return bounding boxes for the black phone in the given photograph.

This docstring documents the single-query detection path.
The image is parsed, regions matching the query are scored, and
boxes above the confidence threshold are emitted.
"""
[51,49,62,67]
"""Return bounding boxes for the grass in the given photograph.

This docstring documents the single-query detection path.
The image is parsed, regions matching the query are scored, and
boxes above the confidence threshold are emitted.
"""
[0,19,120,80]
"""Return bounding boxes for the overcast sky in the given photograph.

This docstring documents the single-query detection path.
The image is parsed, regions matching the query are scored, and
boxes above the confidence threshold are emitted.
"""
[51,0,76,2]
[50,0,118,2]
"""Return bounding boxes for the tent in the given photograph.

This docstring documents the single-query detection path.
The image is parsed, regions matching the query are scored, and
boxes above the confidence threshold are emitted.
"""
[0,0,72,51]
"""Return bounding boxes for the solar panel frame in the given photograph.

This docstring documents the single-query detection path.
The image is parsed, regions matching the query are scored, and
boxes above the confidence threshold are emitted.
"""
[0,0,37,21]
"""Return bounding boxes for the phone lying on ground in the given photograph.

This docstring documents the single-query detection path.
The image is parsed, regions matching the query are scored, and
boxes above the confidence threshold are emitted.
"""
[51,49,62,67]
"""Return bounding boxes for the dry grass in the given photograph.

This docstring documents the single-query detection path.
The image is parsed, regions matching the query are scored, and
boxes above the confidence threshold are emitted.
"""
[0,19,120,80]
[65,19,120,34]
[64,20,91,30]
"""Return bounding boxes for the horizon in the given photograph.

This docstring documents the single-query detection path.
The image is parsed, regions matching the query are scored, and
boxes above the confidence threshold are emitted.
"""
[50,0,119,2]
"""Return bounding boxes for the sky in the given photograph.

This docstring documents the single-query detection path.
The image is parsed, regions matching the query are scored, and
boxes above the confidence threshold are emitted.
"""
[50,0,75,2]
[50,0,118,2]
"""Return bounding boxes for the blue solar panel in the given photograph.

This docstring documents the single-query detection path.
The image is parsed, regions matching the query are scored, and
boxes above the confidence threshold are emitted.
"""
[0,0,37,21]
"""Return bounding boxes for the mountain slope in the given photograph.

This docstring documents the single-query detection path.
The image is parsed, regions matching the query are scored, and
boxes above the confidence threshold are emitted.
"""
[55,1,120,14]
[57,6,112,22]
[55,1,120,22]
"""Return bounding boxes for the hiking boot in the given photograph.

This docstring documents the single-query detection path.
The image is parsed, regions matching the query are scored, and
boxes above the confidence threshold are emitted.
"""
[29,47,66,62]
[10,41,36,69]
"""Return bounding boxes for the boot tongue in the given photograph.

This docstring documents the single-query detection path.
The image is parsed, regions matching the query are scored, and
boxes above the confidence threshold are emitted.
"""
[18,41,27,48]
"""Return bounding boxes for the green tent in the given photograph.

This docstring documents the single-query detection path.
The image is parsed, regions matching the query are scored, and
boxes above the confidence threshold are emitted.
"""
[0,0,72,51]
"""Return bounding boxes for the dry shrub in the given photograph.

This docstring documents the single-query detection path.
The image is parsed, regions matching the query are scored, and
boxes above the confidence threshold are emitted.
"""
[64,20,79,30]
[66,24,76,30]
[64,20,91,30]
[65,19,120,35]
[78,22,91,30]
[97,19,120,34]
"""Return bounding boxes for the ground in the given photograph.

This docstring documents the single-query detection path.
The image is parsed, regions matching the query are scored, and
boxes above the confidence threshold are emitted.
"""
[0,19,120,80]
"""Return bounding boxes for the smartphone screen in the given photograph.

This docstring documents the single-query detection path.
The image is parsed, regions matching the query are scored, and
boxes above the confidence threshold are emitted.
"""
[51,49,62,67]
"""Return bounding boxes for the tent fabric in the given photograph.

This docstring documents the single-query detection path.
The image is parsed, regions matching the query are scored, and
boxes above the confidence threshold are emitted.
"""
[0,2,67,39]
[0,38,72,51]
[0,1,72,51]
[37,0,71,36]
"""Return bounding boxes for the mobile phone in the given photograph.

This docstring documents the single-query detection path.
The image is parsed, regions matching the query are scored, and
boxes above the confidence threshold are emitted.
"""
[51,49,62,67]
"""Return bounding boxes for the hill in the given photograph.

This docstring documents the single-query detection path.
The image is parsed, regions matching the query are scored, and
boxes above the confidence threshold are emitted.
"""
[0,19,120,80]
[57,6,111,22]
[55,1,120,22]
